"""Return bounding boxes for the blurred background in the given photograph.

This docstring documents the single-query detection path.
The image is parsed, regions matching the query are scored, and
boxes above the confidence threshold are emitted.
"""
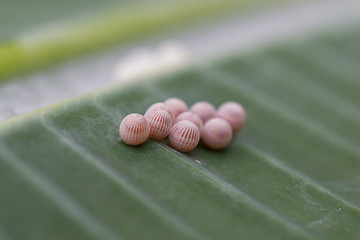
[1,0,359,121]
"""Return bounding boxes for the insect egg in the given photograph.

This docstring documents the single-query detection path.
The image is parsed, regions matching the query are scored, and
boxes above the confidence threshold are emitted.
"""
[164,98,188,118]
[146,102,175,123]
[217,101,246,132]
[144,110,172,140]
[175,111,203,132]
[169,120,200,153]
[190,101,216,124]
[119,113,150,145]
[202,118,232,150]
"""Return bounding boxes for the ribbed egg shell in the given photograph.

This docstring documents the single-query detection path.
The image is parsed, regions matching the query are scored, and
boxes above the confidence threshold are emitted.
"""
[169,120,200,153]
[164,98,188,118]
[146,102,175,123]
[190,101,216,124]
[217,101,246,132]
[119,113,150,145]
[144,110,172,140]
[175,111,203,132]
[202,118,232,150]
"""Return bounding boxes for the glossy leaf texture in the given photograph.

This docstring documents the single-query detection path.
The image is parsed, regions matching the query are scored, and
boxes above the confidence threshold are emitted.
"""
[1,30,360,240]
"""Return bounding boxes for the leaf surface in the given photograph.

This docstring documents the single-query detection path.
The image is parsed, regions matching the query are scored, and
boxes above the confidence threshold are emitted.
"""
[1,30,360,239]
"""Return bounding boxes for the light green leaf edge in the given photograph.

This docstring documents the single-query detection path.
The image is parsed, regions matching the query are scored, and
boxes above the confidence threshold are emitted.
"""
[0,0,272,82]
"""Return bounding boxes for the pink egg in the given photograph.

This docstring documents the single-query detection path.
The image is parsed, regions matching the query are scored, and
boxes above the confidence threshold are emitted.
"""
[119,113,150,145]
[217,101,246,132]
[169,120,200,153]
[146,102,175,123]
[144,110,172,140]
[175,111,203,132]
[202,118,232,150]
[190,101,216,123]
[164,98,188,118]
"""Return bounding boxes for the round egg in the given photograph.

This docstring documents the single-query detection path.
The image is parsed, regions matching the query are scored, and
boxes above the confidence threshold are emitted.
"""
[202,118,232,150]
[217,101,246,132]
[119,113,150,145]
[175,111,203,132]
[146,102,175,123]
[169,120,200,153]
[164,98,188,118]
[144,110,172,140]
[190,101,216,123]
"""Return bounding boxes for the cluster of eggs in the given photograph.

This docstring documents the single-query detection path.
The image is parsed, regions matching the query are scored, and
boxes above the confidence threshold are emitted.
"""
[119,98,246,153]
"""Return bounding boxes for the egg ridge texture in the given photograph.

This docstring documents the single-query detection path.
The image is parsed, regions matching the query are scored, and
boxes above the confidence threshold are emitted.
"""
[169,120,200,153]
[145,110,172,140]
[119,113,150,145]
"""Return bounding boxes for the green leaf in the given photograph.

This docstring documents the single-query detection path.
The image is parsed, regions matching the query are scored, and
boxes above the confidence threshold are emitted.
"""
[1,30,360,239]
